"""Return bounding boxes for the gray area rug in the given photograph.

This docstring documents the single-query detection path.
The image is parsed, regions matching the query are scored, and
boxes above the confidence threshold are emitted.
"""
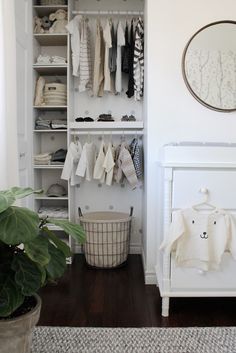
[32,326,236,353]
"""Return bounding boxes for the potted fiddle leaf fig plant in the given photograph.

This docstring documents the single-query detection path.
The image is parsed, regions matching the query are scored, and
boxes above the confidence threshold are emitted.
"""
[0,186,85,353]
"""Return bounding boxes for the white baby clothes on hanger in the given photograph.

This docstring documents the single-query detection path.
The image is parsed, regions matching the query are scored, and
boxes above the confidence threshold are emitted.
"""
[160,208,236,271]
[93,20,105,97]
[103,142,115,186]
[61,141,82,186]
[76,142,96,181]
[115,21,125,94]
[103,19,112,92]
[66,15,80,77]
[116,143,138,189]
[93,140,106,183]
[79,18,92,92]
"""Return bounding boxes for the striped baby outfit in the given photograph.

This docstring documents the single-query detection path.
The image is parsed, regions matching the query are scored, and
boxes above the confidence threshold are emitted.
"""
[130,138,143,180]
[79,18,92,92]
[133,18,144,101]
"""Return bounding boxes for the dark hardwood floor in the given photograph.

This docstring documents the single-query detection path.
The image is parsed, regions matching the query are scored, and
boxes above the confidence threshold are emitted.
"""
[38,255,236,327]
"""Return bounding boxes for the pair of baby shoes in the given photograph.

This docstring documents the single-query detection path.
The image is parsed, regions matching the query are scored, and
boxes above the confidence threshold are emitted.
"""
[97,114,114,122]
[121,115,136,121]
[75,117,94,122]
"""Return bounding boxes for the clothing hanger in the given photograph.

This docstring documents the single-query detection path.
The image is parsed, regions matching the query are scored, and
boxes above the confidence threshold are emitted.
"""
[192,188,217,211]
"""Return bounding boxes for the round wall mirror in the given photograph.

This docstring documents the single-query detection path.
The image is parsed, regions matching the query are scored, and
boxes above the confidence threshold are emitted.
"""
[182,21,236,112]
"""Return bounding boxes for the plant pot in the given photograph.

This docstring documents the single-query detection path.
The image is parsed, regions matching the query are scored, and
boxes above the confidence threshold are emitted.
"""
[0,294,41,353]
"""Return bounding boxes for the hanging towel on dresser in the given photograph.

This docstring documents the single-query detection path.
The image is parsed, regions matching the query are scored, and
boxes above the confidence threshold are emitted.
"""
[76,142,96,181]
[61,141,82,186]
[160,208,236,271]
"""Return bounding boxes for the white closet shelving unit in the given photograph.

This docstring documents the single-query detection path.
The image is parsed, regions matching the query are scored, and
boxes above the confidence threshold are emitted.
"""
[31,0,145,260]
[32,0,72,258]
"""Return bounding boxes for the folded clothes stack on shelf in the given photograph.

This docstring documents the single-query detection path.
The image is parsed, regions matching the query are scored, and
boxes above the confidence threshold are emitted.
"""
[34,149,67,165]
[34,153,52,165]
[36,54,67,65]
[38,206,68,219]
[35,117,67,130]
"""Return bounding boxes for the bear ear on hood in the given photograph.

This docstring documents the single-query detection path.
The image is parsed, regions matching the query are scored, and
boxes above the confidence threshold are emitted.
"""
[49,13,56,21]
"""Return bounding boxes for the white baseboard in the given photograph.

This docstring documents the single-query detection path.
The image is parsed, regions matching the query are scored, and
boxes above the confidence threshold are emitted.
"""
[141,248,157,285]
[144,271,157,285]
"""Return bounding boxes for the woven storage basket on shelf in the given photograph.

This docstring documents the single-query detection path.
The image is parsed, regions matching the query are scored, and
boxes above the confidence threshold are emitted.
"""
[79,208,133,269]
[44,83,67,105]
[39,0,66,5]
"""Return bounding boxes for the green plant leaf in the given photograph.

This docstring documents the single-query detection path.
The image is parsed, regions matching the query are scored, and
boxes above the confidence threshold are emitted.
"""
[0,190,15,213]
[24,236,50,266]
[11,187,43,200]
[0,207,40,245]
[46,243,67,280]
[12,253,43,296]
[47,218,86,244]
[42,226,71,258]
[0,271,24,317]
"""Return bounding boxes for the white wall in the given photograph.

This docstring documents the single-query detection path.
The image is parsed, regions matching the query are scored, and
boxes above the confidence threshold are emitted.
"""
[0,0,19,189]
[144,0,236,283]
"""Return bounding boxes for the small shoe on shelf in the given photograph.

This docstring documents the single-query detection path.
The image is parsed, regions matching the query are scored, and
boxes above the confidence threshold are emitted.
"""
[97,114,114,122]
[128,115,136,121]
[75,117,94,122]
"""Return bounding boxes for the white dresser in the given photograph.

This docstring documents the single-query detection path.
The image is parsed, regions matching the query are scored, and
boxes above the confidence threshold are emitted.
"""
[156,144,236,317]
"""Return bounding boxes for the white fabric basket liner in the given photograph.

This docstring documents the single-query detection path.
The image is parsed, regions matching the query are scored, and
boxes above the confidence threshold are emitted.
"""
[80,212,131,223]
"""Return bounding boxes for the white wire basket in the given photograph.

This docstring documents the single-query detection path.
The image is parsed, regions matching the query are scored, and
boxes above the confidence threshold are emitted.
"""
[79,207,133,269]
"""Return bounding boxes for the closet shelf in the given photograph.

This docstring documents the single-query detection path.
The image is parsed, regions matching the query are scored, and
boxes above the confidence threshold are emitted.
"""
[33,64,68,75]
[33,129,67,133]
[33,105,67,110]
[33,165,64,170]
[69,121,144,130]
[33,34,68,46]
[33,5,68,17]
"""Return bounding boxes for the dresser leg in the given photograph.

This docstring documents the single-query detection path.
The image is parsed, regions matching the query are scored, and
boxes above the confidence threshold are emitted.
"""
[162,297,170,317]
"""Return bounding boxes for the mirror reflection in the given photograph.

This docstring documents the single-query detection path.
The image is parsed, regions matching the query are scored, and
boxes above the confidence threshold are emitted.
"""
[182,21,236,112]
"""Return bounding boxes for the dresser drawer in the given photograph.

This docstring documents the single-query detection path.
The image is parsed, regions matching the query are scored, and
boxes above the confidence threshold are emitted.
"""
[172,170,236,209]
[171,252,236,290]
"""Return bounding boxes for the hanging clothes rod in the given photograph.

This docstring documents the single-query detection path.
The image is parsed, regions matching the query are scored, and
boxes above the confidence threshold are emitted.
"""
[72,10,144,16]
[70,131,143,136]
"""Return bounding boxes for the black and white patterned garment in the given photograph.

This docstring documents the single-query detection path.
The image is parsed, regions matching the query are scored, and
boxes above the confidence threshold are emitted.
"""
[130,138,143,180]
[133,18,144,101]
[32,326,236,353]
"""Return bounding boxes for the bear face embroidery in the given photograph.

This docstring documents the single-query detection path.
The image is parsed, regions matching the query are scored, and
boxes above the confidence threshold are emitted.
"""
[191,219,217,240]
